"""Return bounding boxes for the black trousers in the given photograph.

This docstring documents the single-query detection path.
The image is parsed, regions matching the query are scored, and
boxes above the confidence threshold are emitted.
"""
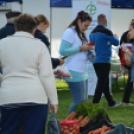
[122,66,133,103]
[93,63,115,106]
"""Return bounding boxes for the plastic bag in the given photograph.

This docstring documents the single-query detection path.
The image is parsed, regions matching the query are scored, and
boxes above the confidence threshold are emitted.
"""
[80,113,112,133]
[53,65,71,78]
[60,120,80,134]
[121,43,132,65]
[88,50,96,63]
[47,111,61,134]
[87,42,95,63]
[105,123,134,134]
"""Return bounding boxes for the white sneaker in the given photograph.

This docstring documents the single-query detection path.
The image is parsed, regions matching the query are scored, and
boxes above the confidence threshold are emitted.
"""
[108,102,122,108]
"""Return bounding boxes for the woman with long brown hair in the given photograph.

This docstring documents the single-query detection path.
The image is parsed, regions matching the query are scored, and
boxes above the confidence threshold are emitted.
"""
[59,11,94,114]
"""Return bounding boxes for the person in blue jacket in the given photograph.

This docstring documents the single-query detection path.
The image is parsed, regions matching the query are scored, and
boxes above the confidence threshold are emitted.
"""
[89,14,121,108]
[0,11,21,40]
[34,14,64,69]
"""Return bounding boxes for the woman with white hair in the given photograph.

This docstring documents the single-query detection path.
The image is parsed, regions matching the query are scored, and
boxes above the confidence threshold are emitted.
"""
[0,13,58,134]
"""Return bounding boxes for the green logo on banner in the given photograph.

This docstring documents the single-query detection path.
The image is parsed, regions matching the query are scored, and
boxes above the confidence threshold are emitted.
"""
[86,1,97,16]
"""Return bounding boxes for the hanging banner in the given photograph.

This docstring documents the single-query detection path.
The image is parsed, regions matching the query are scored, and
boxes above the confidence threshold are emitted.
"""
[73,0,111,96]
[73,0,111,35]
[112,0,134,6]
[2,0,22,2]
[50,0,72,7]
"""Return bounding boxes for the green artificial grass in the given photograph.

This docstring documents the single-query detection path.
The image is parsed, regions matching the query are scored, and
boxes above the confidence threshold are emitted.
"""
[46,76,134,133]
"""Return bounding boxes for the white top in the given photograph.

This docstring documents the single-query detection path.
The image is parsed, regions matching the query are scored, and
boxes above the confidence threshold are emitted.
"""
[62,26,88,72]
[120,43,132,48]
[0,32,58,105]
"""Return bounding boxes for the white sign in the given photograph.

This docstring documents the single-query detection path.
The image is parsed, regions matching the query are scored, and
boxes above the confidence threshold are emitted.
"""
[73,0,111,96]
[73,0,111,32]
[87,63,97,96]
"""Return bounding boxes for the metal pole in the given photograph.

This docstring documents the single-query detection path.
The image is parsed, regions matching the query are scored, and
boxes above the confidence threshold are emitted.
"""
[19,1,23,13]
[50,7,52,55]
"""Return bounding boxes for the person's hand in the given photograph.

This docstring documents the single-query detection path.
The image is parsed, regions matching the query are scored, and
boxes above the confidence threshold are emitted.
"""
[126,60,132,66]
[114,34,119,38]
[126,57,132,66]
[79,44,95,52]
[59,59,64,65]
[122,44,127,52]
[54,70,62,77]
[50,104,58,114]
[90,45,95,50]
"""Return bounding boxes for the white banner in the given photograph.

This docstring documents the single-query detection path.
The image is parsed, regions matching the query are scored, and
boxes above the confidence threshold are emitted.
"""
[73,0,111,96]
[73,0,111,35]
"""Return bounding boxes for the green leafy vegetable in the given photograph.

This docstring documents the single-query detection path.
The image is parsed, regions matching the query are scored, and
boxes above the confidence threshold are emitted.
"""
[75,102,107,121]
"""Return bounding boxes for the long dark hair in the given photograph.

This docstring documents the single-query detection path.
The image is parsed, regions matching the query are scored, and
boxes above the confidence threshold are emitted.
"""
[68,11,92,43]
[127,22,134,41]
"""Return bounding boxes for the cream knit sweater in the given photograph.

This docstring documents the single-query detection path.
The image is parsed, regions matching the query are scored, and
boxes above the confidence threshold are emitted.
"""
[0,31,58,105]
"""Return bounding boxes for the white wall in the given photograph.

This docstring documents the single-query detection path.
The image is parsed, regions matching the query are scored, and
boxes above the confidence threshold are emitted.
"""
[0,11,7,28]
[50,8,73,58]
[0,2,21,29]
[12,2,21,12]
[23,0,50,39]
[111,9,134,38]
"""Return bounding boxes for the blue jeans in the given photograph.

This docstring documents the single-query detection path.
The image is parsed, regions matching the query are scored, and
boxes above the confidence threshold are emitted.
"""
[67,79,89,114]
[0,104,48,134]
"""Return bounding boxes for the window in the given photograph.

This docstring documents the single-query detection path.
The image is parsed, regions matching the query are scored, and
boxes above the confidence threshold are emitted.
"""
[0,1,11,10]
[0,1,6,7]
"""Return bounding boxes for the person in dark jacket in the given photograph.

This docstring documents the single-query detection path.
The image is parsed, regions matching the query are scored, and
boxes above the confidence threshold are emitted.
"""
[0,11,22,134]
[89,14,121,108]
[0,11,22,74]
[0,11,21,39]
[34,14,64,69]
[119,19,134,106]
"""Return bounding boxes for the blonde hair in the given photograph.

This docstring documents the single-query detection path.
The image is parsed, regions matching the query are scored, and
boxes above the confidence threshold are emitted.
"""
[35,14,50,27]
